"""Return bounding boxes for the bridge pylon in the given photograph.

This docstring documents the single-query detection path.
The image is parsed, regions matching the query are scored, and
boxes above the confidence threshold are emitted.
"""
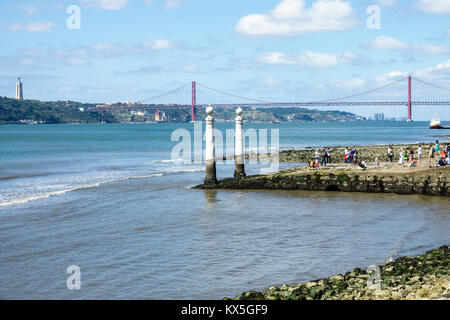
[191,81,197,122]
[408,76,412,122]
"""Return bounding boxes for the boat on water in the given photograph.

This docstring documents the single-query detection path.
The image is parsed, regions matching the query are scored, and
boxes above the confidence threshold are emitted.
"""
[430,115,450,129]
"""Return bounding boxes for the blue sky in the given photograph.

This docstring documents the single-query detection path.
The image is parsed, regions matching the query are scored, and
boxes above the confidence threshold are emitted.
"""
[1,0,450,120]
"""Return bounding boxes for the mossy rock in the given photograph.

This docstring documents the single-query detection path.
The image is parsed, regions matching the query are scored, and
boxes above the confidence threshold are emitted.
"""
[235,291,266,300]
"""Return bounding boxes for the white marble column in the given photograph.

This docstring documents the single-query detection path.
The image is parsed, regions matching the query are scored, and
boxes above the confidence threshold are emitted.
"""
[204,105,217,184]
[234,107,246,178]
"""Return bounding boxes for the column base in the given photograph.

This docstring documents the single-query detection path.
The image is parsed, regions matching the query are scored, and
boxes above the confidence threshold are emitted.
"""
[205,161,217,185]
[234,164,246,179]
[204,178,218,186]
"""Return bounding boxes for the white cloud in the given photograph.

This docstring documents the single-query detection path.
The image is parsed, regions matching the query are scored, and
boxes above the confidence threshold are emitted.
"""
[258,51,358,68]
[366,36,450,55]
[19,58,36,66]
[446,28,450,37]
[65,58,89,66]
[57,85,139,95]
[330,78,367,90]
[3,3,38,15]
[180,64,198,72]
[17,39,174,68]
[258,52,297,65]
[8,23,23,31]
[9,22,56,32]
[375,59,450,85]
[259,76,285,87]
[122,63,199,74]
[416,59,450,78]
[374,71,408,84]
[141,39,172,50]
[413,0,450,14]
[376,0,397,7]
[413,44,450,55]
[89,39,173,56]
[80,0,128,10]
[26,22,56,32]
[165,0,182,10]
[235,0,358,37]
[366,36,409,50]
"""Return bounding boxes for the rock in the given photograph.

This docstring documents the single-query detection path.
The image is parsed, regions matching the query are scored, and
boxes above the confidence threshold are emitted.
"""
[417,287,431,298]
[235,291,265,300]
[391,291,402,300]
[230,246,449,301]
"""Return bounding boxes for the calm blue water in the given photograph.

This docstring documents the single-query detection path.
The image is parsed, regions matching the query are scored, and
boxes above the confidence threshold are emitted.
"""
[0,121,449,299]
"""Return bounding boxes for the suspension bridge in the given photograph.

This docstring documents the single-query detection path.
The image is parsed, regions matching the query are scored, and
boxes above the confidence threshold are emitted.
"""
[89,76,450,122]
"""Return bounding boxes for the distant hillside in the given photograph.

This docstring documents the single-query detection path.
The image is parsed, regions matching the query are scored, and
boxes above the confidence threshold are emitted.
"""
[109,105,364,123]
[207,107,365,122]
[0,97,117,124]
[0,98,363,124]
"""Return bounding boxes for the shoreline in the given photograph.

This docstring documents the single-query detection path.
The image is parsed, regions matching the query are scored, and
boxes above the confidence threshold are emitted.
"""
[227,246,450,300]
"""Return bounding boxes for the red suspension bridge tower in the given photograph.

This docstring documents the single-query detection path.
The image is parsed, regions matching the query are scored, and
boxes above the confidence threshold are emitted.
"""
[408,75,412,122]
[191,81,197,122]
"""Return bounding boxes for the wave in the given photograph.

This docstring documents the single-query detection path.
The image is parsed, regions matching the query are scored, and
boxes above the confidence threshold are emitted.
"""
[0,173,164,208]
[150,159,186,164]
[167,168,204,173]
[0,172,54,181]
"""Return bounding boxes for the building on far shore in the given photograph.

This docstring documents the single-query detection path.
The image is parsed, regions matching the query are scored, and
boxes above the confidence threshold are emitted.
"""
[155,110,166,122]
[373,112,385,121]
[16,77,23,100]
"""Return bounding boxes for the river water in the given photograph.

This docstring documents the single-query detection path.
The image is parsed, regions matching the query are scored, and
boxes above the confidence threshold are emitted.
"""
[0,121,449,299]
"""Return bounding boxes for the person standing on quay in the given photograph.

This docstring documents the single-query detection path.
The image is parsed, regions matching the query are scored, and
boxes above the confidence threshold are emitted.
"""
[321,149,327,167]
[387,146,394,163]
[353,150,358,165]
[399,148,404,166]
[417,145,423,162]
[344,147,350,163]
[429,145,435,162]
[326,147,332,164]
[314,149,320,162]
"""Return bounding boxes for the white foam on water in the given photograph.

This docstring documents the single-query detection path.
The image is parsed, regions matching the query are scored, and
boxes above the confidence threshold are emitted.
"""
[165,167,205,173]
[0,173,164,208]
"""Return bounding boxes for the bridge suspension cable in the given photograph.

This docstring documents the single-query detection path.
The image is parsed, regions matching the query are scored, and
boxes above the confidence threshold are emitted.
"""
[412,77,450,93]
[318,77,408,103]
[197,82,274,104]
[197,77,409,105]
[139,83,191,103]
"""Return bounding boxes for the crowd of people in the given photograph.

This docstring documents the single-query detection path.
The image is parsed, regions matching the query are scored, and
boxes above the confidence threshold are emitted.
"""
[429,140,450,167]
[308,147,332,170]
[308,141,450,170]
[343,147,367,170]
[388,141,450,167]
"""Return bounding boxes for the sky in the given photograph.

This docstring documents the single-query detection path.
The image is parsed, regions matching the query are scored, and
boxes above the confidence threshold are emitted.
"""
[1,0,450,120]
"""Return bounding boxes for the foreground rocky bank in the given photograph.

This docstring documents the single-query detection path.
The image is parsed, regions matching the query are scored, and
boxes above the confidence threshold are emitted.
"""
[226,246,449,300]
